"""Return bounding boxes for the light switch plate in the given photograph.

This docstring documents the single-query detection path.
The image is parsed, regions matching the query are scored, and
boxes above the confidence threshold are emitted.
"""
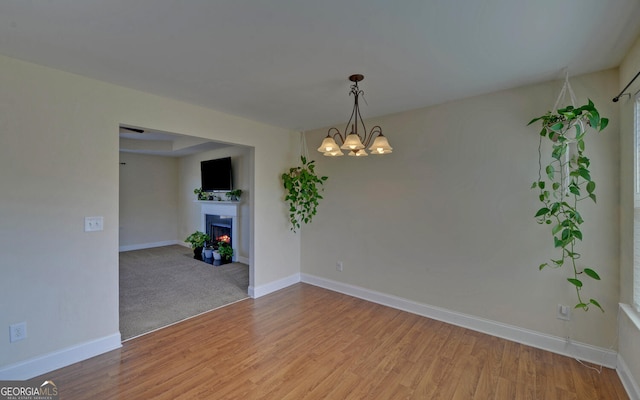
[557,304,571,321]
[84,216,104,232]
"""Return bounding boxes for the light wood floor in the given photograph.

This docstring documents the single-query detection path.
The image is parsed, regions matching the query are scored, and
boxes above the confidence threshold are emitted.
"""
[38,283,628,399]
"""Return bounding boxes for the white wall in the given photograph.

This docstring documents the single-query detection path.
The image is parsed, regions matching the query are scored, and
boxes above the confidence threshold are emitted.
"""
[178,145,252,261]
[303,69,620,349]
[0,54,300,376]
[119,152,179,249]
[618,33,640,395]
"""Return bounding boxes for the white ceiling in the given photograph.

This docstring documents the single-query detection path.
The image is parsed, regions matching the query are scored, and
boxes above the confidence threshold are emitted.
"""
[119,127,231,157]
[1,0,639,134]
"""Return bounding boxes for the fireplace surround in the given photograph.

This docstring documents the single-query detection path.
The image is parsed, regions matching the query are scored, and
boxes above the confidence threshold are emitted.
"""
[198,201,239,262]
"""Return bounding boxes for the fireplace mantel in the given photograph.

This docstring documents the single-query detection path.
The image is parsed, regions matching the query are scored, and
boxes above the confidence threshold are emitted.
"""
[196,200,240,217]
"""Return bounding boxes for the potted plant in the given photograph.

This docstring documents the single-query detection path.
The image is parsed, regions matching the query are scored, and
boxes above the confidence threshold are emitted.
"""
[185,231,210,260]
[281,156,328,232]
[529,100,608,312]
[226,189,243,201]
[217,241,233,263]
[193,187,208,201]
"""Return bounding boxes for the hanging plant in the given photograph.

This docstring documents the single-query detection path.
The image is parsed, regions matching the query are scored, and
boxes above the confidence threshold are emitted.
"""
[529,100,608,312]
[282,156,328,232]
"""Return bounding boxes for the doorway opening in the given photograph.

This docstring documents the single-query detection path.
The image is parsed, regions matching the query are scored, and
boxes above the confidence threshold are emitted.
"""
[118,125,254,340]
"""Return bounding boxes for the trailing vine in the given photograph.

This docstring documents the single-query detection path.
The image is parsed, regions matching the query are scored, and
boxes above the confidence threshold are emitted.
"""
[528,100,608,312]
[282,156,328,232]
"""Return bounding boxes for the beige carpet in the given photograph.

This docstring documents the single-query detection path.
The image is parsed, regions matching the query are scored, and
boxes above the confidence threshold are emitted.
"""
[119,245,249,340]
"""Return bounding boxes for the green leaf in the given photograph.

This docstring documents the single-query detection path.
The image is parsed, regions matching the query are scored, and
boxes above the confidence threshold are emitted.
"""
[567,278,583,288]
[550,122,564,131]
[573,123,582,138]
[589,298,604,312]
[551,223,562,235]
[554,237,563,248]
[561,219,573,228]
[572,230,582,240]
[578,168,591,181]
[539,263,548,270]
[534,208,550,217]
[575,303,588,310]
[589,193,597,203]
[552,145,566,160]
[538,181,545,189]
[545,165,554,180]
[583,268,600,280]
[586,181,595,194]
[528,117,542,126]
[578,156,590,167]
[600,118,609,131]
[569,185,580,196]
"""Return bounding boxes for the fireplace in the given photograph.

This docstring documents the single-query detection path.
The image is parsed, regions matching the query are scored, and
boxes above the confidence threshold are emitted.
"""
[206,214,232,248]
[199,202,239,263]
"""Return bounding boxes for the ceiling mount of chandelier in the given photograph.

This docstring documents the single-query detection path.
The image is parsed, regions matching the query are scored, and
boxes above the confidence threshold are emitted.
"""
[317,74,393,157]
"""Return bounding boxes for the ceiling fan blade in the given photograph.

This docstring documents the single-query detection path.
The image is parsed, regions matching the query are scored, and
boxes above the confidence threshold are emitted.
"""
[121,127,144,133]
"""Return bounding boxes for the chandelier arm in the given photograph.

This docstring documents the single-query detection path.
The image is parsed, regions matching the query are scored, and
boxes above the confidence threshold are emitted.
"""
[363,126,383,148]
[327,127,345,143]
[356,101,369,144]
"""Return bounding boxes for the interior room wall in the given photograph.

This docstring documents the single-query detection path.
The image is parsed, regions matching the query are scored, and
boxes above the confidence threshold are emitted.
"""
[0,53,299,377]
[118,152,179,250]
[618,32,640,393]
[302,68,620,349]
[178,145,252,261]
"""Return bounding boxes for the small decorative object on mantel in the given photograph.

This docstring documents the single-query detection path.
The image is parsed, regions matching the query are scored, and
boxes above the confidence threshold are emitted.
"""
[193,187,208,201]
[226,189,242,201]
[528,73,608,312]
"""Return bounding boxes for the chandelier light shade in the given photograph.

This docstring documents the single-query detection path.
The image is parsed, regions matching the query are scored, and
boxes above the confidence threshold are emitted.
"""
[318,74,392,157]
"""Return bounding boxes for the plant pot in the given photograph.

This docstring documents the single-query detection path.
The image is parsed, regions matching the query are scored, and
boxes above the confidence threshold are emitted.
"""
[212,250,222,260]
[203,248,213,258]
[193,246,203,260]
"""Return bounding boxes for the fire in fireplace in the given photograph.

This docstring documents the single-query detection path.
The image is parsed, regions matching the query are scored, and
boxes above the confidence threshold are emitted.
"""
[205,214,232,249]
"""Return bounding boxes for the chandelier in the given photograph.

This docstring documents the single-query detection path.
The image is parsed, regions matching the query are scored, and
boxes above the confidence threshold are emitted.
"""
[317,74,393,157]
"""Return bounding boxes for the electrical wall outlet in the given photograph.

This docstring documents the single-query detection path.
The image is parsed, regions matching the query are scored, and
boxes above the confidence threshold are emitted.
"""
[557,304,571,321]
[336,261,343,272]
[84,216,104,232]
[10,322,27,342]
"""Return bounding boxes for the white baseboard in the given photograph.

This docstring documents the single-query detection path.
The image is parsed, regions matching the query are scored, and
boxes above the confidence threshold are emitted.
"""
[301,273,618,369]
[236,256,250,264]
[0,332,122,380]
[618,354,640,400]
[249,273,300,298]
[119,240,181,252]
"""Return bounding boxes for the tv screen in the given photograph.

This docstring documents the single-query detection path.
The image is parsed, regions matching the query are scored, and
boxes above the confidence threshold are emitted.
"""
[201,157,233,191]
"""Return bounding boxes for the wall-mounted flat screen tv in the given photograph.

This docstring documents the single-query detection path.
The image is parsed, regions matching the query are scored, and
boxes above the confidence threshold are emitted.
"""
[201,157,233,191]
